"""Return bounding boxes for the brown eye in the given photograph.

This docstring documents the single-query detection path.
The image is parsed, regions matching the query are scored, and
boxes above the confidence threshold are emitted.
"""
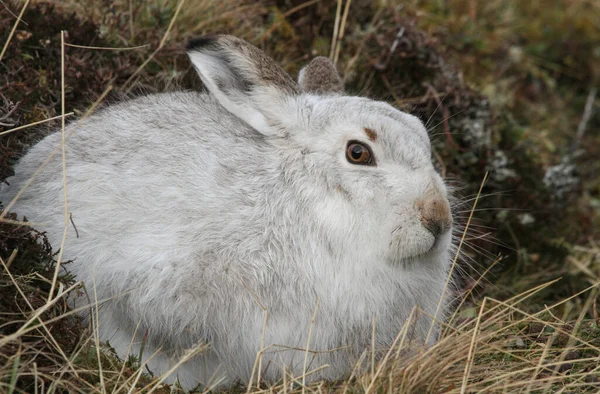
[346,141,375,166]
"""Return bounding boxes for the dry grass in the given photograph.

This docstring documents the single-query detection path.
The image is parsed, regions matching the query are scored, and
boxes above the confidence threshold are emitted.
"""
[1,0,599,392]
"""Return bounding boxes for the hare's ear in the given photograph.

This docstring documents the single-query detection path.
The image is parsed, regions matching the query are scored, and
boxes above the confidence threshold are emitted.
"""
[298,57,344,95]
[187,35,299,136]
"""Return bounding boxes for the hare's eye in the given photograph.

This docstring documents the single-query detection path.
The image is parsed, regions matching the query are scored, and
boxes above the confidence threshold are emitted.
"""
[346,141,375,166]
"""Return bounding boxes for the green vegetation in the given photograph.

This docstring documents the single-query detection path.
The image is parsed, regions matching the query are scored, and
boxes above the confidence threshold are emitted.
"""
[1,0,598,392]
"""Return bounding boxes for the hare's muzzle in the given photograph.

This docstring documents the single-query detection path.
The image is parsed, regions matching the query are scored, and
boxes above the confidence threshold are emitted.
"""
[416,191,452,241]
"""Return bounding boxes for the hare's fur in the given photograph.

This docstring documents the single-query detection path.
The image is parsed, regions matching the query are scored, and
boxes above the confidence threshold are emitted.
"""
[0,35,454,389]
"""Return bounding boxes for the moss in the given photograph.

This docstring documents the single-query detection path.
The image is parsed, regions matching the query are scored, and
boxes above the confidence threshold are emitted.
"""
[0,208,82,393]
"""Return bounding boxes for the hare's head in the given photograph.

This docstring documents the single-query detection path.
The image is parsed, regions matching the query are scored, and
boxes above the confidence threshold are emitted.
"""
[187,35,453,267]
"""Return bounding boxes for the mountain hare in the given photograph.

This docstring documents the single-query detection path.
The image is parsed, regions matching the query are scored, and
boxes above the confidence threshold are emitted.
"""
[0,35,454,389]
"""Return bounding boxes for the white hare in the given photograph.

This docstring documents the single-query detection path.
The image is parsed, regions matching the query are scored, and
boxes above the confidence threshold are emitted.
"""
[0,35,454,389]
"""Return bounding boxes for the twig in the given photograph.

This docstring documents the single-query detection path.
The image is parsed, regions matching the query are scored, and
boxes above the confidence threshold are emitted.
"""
[0,0,27,22]
[4,248,17,270]
[128,0,135,40]
[374,26,405,70]
[371,316,376,377]
[329,0,343,61]
[302,298,320,393]
[425,172,489,344]
[243,279,268,392]
[594,296,599,326]
[0,94,20,127]
[47,30,69,303]
[445,255,503,332]
[64,43,149,51]
[460,297,487,393]
[0,0,31,63]
[69,212,79,238]
[333,0,352,65]
[571,87,597,153]
[0,112,74,137]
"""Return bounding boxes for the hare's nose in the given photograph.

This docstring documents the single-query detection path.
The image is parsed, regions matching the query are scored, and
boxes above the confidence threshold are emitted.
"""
[417,198,452,238]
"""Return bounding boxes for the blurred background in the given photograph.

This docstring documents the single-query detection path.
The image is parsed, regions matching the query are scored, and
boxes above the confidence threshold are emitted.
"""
[0,0,599,392]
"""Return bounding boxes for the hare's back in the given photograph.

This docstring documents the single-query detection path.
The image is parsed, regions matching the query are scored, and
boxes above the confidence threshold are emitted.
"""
[0,91,266,269]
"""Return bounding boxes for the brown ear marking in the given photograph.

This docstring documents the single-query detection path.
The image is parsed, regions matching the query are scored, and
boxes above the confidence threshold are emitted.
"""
[187,35,299,95]
[364,128,377,142]
[187,35,220,51]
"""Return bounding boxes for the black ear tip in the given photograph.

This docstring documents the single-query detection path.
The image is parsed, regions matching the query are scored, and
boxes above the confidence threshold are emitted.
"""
[186,35,219,51]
